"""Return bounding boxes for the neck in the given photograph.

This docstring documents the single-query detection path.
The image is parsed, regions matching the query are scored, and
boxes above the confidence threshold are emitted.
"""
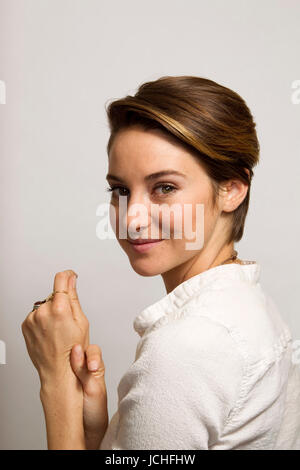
[161,243,236,294]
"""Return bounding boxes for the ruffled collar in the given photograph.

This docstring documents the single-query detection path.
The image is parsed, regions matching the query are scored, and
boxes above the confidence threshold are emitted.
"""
[133,261,261,337]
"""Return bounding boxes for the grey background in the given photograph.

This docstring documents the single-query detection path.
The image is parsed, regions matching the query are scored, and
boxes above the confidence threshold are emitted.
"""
[0,0,299,450]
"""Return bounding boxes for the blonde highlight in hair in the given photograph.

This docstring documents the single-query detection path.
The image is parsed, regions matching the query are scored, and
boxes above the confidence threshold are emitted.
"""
[105,75,260,243]
[108,99,234,163]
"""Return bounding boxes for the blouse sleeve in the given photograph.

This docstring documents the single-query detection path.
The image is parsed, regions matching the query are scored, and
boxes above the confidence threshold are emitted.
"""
[100,313,245,450]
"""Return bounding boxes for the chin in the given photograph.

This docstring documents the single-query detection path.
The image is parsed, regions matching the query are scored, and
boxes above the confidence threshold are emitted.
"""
[127,253,185,277]
[129,259,164,277]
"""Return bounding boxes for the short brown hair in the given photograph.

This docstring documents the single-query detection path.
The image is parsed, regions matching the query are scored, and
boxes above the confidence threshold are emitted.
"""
[105,75,260,244]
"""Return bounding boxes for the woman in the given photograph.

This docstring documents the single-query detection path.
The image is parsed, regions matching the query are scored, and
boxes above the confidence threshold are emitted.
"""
[22,76,300,450]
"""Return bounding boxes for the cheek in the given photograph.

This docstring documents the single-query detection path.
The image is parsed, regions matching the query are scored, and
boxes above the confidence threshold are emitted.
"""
[163,197,211,239]
[109,203,118,235]
[110,204,127,240]
[110,193,215,257]
[159,205,183,239]
[168,196,216,253]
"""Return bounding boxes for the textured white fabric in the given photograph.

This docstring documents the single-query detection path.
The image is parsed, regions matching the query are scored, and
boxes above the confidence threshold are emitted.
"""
[100,261,300,450]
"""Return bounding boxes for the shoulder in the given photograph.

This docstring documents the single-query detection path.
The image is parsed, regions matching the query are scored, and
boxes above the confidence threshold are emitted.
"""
[136,309,246,394]
[178,279,293,366]
[116,310,246,449]
[126,309,247,443]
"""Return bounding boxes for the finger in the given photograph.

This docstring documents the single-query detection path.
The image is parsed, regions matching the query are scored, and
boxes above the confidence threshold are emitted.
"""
[86,344,103,372]
[52,270,76,316]
[67,273,85,322]
[70,344,106,399]
[70,344,90,386]
[53,269,78,292]
[83,344,106,397]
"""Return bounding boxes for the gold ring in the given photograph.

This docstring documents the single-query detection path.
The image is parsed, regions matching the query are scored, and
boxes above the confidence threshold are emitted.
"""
[53,290,69,295]
[31,290,69,312]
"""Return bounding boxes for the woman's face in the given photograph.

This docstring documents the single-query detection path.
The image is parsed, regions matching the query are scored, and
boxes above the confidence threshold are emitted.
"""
[106,125,222,277]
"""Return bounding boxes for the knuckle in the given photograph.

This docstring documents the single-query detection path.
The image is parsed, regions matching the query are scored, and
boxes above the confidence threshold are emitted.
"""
[52,302,66,315]
[91,365,106,379]
[22,313,33,329]
[34,305,46,321]
[22,312,34,334]
[34,310,41,321]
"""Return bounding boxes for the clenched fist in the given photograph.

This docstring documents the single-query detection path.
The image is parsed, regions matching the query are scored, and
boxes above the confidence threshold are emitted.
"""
[21,269,108,450]
[21,270,89,386]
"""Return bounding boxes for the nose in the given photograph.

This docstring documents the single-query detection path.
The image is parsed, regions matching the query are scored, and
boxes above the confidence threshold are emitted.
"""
[120,191,152,239]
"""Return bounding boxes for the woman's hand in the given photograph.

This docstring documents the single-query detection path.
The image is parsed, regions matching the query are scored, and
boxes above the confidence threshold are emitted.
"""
[21,269,91,449]
[22,269,109,449]
[70,343,109,450]
[22,270,89,388]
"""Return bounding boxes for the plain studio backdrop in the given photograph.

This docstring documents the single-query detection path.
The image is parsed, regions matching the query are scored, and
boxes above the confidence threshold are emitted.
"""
[0,0,299,450]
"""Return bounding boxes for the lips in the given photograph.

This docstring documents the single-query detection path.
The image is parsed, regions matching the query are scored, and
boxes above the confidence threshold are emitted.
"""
[128,239,164,245]
[128,238,165,253]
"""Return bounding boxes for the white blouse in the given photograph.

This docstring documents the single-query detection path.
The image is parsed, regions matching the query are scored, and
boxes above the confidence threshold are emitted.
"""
[99,261,300,450]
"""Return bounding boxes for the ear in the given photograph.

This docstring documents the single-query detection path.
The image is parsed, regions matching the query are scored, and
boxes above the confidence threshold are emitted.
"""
[221,171,250,213]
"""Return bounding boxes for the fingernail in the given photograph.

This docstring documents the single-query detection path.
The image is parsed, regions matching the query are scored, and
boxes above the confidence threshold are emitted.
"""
[71,275,77,289]
[88,360,99,371]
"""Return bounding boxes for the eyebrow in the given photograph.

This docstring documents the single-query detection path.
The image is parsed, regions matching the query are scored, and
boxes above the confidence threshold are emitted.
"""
[106,170,186,183]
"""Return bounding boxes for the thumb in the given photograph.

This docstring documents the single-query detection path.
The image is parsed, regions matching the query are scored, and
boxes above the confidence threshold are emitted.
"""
[70,344,90,388]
